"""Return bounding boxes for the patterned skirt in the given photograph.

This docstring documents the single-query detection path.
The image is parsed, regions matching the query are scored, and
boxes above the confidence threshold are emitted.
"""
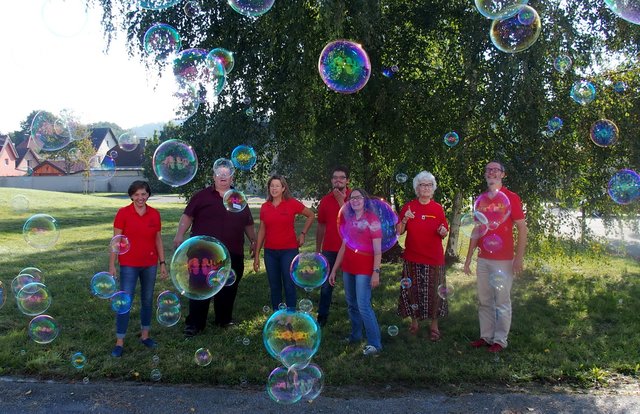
[397,260,448,320]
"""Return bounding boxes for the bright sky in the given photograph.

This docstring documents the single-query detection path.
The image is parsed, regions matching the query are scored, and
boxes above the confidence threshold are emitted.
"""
[0,0,177,134]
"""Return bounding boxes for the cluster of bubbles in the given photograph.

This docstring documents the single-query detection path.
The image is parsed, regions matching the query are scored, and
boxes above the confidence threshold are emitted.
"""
[475,1,542,54]
[152,139,198,187]
[338,197,398,255]
[23,214,60,250]
[156,290,181,327]
[444,131,460,147]
[318,40,371,94]
[263,310,324,404]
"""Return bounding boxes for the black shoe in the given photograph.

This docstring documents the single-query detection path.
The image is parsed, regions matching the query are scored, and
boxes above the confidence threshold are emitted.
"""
[184,326,202,338]
[317,315,328,327]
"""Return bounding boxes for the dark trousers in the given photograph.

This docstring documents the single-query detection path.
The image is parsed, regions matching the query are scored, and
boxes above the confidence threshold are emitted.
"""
[185,253,244,330]
[318,250,338,318]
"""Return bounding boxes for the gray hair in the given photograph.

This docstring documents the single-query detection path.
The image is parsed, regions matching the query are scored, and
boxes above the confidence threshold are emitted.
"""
[413,171,437,196]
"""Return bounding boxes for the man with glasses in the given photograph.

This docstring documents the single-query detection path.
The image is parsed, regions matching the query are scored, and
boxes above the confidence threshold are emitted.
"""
[315,166,351,327]
[174,159,257,337]
[464,161,527,353]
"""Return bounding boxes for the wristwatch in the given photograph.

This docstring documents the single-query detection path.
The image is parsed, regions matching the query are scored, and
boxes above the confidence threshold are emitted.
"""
[373,268,381,273]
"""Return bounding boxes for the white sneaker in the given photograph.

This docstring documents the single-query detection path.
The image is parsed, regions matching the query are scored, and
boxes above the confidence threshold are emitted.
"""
[362,345,379,357]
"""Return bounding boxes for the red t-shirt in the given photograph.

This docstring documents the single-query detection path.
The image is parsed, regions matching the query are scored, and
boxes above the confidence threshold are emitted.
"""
[260,198,305,249]
[113,203,161,267]
[340,211,382,275]
[477,187,525,260]
[399,199,448,266]
[317,188,351,252]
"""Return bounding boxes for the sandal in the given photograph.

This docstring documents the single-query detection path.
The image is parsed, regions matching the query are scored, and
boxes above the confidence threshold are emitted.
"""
[430,329,441,342]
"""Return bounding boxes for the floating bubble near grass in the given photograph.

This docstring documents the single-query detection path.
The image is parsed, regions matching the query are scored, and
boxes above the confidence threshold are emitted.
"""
[16,282,51,316]
[10,194,29,212]
[298,298,313,313]
[28,315,59,344]
[387,325,399,336]
[157,290,180,308]
[12,274,37,297]
[607,169,640,205]
[194,347,213,366]
[71,352,86,369]
[263,310,321,363]
[157,305,181,327]
[318,40,371,94]
[490,5,541,54]
[289,253,329,290]
[23,214,60,250]
[90,272,117,299]
[170,236,231,300]
[110,291,133,314]
[152,139,198,187]
[267,366,303,404]
[290,363,324,402]
[590,119,619,147]
[437,283,454,300]
[110,235,131,255]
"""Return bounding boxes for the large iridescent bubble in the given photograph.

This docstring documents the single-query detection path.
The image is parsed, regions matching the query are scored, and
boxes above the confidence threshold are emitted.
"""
[590,119,619,147]
[570,80,596,105]
[222,189,248,213]
[152,139,198,187]
[490,5,541,54]
[173,48,209,85]
[170,236,231,300]
[474,190,511,230]
[89,155,116,181]
[459,211,489,239]
[475,0,528,19]
[289,252,329,290]
[605,0,640,25]
[290,363,324,402]
[338,198,398,254]
[143,23,181,61]
[318,40,371,94]
[90,272,117,299]
[231,145,257,171]
[28,315,60,344]
[16,282,51,316]
[139,0,182,10]
[30,111,72,152]
[228,0,275,17]
[206,48,234,75]
[607,169,640,205]
[267,366,302,404]
[117,132,140,152]
[263,310,321,364]
[23,214,60,250]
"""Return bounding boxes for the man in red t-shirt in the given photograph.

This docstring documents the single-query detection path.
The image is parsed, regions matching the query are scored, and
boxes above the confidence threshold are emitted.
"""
[464,161,527,353]
[315,166,351,327]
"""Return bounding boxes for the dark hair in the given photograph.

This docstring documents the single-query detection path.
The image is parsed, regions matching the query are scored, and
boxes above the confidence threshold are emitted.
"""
[266,175,292,202]
[128,180,151,198]
[331,165,350,179]
[345,187,371,214]
[487,160,505,172]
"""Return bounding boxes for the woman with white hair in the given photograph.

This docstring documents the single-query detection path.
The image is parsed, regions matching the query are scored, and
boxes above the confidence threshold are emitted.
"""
[396,171,449,341]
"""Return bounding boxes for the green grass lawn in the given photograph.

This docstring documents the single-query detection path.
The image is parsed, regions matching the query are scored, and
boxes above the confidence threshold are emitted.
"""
[0,187,639,390]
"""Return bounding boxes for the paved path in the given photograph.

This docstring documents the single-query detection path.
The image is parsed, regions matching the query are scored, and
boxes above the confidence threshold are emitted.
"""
[0,376,638,414]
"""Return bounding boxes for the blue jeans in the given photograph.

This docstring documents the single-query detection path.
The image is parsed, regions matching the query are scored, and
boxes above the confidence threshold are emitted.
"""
[343,272,382,350]
[264,248,298,311]
[116,265,157,339]
[317,250,338,319]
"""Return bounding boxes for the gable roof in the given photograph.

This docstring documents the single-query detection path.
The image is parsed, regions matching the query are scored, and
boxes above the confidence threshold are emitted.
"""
[90,128,113,150]
[33,160,67,175]
[109,139,146,168]
[0,135,19,159]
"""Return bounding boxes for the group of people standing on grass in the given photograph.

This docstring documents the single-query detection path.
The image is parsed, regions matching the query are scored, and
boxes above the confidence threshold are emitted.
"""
[107,160,527,358]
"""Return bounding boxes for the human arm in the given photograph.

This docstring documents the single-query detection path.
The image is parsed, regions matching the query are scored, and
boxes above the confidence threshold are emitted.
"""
[371,237,382,288]
[513,219,528,274]
[253,222,266,272]
[463,237,478,275]
[173,214,193,248]
[315,222,326,253]
[108,228,123,276]
[396,205,414,235]
[155,231,168,279]
[297,206,315,247]
[245,223,257,259]
[328,241,346,286]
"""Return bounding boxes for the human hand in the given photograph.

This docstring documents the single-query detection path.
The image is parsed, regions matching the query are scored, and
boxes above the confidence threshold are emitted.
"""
[333,188,347,205]
[173,235,184,249]
[298,233,305,247]
[403,207,415,224]
[437,224,448,237]
[253,259,260,272]
[463,262,472,276]
[159,263,168,280]
[108,264,116,276]
[513,256,524,275]
[371,273,380,288]
[328,271,336,287]
[249,241,256,259]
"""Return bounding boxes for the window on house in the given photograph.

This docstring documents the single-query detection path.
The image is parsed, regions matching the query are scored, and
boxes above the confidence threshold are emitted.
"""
[4,159,8,166]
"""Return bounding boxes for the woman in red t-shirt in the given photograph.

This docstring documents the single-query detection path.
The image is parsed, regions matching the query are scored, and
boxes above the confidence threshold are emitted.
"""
[108,181,167,357]
[253,175,314,310]
[329,188,383,356]
[396,171,449,342]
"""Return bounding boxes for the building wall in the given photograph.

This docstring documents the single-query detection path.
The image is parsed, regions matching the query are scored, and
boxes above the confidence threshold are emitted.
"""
[0,170,146,193]
[0,146,22,176]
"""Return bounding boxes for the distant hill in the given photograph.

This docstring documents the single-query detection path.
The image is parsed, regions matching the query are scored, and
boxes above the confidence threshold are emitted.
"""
[129,122,166,138]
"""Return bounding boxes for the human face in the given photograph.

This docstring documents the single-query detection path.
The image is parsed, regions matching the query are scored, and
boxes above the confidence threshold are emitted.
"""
[214,167,233,189]
[348,191,365,212]
[416,181,434,199]
[484,162,505,186]
[131,188,149,208]
[269,179,285,199]
[331,171,349,190]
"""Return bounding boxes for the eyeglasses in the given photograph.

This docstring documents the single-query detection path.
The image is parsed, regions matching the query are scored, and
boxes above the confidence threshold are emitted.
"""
[332,175,347,180]
[417,183,434,188]
[349,195,364,201]
[485,167,504,173]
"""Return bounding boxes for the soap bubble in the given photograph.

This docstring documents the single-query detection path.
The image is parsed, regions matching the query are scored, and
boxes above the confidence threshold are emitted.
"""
[474,191,511,230]
[267,366,302,404]
[437,283,454,299]
[28,315,59,344]
[475,0,528,19]
[387,325,399,336]
[23,214,60,249]
[110,235,131,255]
[90,272,117,299]
[152,139,198,187]
[222,189,248,213]
[19,267,44,283]
[590,119,619,147]
[16,282,51,316]
[613,81,628,93]
[139,0,181,10]
[444,131,460,147]
[279,345,313,369]
[12,274,37,297]
[298,298,313,313]
[570,80,596,105]
[489,270,508,290]
[206,48,234,75]
[263,310,321,363]
[71,352,86,369]
[157,305,181,327]
[318,40,371,94]
[30,111,71,152]
[607,169,640,205]
[194,347,212,366]
[481,233,504,254]
[338,197,398,254]
[245,107,254,117]
[289,253,329,290]
[157,290,180,308]
[117,132,140,152]
[184,0,202,16]
[143,23,181,61]
[547,116,563,133]
[10,194,30,213]
[490,5,541,54]
[150,369,162,381]
[89,155,116,181]
[399,278,412,289]
[110,291,132,314]
[228,0,275,17]
[231,145,257,171]
[213,158,236,177]
[170,236,231,300]
[553,55,572,74]
[395,173,408,183]
[290,363,324,402]
[605,0,640,25]
[221,268,237,286]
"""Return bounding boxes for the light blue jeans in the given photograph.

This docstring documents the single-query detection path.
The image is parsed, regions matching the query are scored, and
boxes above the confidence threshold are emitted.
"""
[343,272,382,350]
[116,265,157,339]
